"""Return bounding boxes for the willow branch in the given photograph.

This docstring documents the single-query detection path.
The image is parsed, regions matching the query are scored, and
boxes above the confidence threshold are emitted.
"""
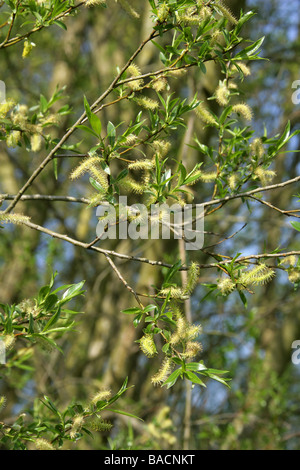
[103,254,144,309]
[3,27,159,214]
[3,174,300,211]
[0,194,90,204]
[8,212,300,276]
[248,195,300,218]
[0,2,86,49]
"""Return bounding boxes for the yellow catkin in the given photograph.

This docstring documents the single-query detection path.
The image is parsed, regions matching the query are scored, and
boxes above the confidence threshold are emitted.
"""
[228,174,237,190]
[152,140,171,159]
[30,133,42,152]
[12,112,27,128]
[127,64,143,90]
[0,100,15,118]
[120,177,145,194]
[199,6,211,21]
[186,324,202,341]
[70,415,84,438]
[6,130,21,148]
[211,30,224,45]
[88,418,113,432]
[239,264,275,286]
[279,255,297,266]
[199,171,218,183]
[216,1,238,24]
[180,14,202,26]
[22,40,34,58]
[254,167,276,186]
[250,137,264,159]
[151,358,173,385]
[140,334,157,357]
[151,76,168,93]
[183,262,200,295]
[215,82,230,106]
[135,97,159,111]
[234,61,251,77]
[142,170,151,187]
[85,0,106,7]
[195,103,218,126]
[89,165,109,191]
[88,192,106,206]
[170,300,183,320]
[117,0,140,19]
[159,286,186,299]
[231,103,253,121]
[0,396,7,411]
[128,159,155,171]
[0,212,30,225]
[91,389,111,405]
[217,277,235,295]
[177,316,188,336]
[40,114,60,126]
[70,156,102,180]
[157,3,170,22]
[182,341,202,359]
[288,269,300,284]
[122,134,138,146]
[35,438,55,450]
[167,68,187,78]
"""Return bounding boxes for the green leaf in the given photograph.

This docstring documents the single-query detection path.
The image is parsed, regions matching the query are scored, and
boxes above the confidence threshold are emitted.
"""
[122,307,142,315]
[234,36,265,60]
[53,20,67,31]
[41,395,61,417]
[238,290,247,307]
[84,95,92,119]
[60,281,85,304]
[291,221,300,232]
[53,158,58,180]
[76,124,100,138]
[89,114,102,137]
[163,260,182,285]
[43,294,58,311]
[185,371,206,386]
[107,377,132,406]
[37,285,51,303]
[203,372,231,388]
[276,121,290,150]
[28,313,35,334]
[83,96,102,137]
[162,368,182,389]
[40,94,48,113]
[32,333,63,353]
[108,409,143,421]
[42,306,61,332]
[107,121,116,146]
[186,362,207,372]
[89,176,106,192]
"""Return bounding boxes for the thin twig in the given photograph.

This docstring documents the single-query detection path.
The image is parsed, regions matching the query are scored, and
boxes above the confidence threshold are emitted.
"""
[3,28,159,214]
[248,195,300,218]
[103,253,144,309]
[6,217,300,272]
[0,2,86,49]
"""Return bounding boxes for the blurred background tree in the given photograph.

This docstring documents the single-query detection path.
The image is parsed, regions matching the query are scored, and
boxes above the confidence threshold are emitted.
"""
[0,0,299,450]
